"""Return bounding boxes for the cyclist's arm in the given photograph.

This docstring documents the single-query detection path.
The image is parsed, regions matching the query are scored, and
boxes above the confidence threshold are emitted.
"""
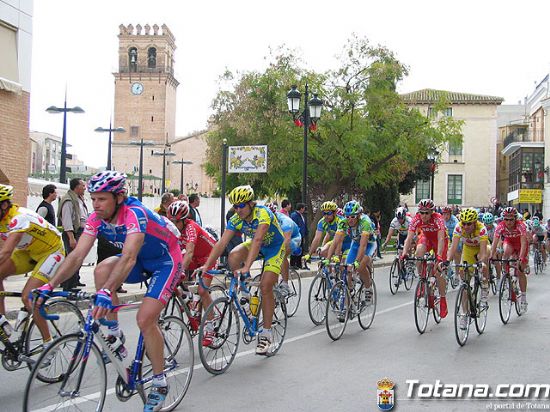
[321,232,331,247]
[182,241,195,271]
[202,228,235,270]
[307,230,324,255]
[519,234,528,263]
[48,233,96,288]
[383,227,395,246]
[437,229,446,259]
[240,223,269,274]
[447,236,460,262]
[0,232,23,266]
[355,232,369,263]
[478,239,489,262]
[101,232,144,292]
[326,232,343,260]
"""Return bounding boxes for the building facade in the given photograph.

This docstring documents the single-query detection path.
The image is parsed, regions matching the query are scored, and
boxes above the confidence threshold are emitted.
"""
[0,0,33,205]
[400,89,503,209]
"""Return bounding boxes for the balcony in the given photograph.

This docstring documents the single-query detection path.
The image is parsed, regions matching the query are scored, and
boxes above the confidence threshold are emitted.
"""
[503,129,544,147]
[118,66,174,76]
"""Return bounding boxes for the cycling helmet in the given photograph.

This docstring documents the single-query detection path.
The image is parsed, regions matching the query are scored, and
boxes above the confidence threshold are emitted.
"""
[336,208,344,217]
[0,184,14,202]
[395,207,406,220]
[417,199,435,211]
[502,207,517,219]
[228,185,254,204]
[478,212,484,221]
[320,201,338,212]
[459,207,478,224]
[87,171,127,194]
[442,206,452,214]
[344,200,361,217]
[482,213,494,225]
[167,200,190,221]
[265,202,278,213]
[532,217,541,228]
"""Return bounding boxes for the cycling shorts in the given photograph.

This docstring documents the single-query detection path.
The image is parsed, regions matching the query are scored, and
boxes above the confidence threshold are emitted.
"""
[461,245,480,265]
[11,246,65,284]
[124,246,183,305]
[418,234,448,260]
[345,241,377,265]
[241,239,286,275]
[502,238,527,259]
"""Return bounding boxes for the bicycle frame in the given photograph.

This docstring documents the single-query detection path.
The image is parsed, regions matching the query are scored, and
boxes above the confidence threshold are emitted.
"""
[454,263,484,316]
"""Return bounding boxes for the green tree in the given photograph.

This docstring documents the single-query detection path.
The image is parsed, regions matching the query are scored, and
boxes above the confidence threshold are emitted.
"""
[205,36,463,233]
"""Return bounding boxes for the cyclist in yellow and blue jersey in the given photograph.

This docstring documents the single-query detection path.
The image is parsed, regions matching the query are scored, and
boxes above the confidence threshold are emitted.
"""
[0,184,65,348]
[198,185,286,356]
[304,201,351,261]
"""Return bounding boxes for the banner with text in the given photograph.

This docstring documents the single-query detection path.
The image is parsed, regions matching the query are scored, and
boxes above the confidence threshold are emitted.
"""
[228,145,268,173]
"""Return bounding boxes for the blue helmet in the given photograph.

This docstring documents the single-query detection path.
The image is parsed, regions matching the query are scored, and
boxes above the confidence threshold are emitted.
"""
[344,200,362,217]
[482,213,494,225]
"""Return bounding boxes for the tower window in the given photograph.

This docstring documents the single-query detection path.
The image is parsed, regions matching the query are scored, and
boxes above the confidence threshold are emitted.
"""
[129,47,138,72]
[148,47,157,69]
[130,126,139,137]
[151,116,154,122]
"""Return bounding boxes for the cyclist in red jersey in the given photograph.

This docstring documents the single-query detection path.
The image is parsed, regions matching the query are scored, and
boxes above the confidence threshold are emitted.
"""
[490,207,529,312]
[400,199,449,317]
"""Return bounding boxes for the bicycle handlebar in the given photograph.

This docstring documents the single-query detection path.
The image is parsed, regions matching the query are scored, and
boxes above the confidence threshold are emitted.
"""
[404,255,436,262]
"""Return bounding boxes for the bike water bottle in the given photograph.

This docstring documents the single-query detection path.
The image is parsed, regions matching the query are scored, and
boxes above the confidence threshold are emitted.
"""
[0,315,13,338]
[14,307,29,331]
[249,295,260,317]
[106,333,128,361]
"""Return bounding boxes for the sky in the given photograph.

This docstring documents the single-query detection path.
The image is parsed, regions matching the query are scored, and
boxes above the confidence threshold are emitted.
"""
[29,0,550,168]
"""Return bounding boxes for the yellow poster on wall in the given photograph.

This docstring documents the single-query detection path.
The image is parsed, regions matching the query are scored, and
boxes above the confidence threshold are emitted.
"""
[518,189,542,204]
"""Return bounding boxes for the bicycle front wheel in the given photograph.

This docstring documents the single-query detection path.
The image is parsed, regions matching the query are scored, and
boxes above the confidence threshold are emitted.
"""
[325,281,349,341]
[403,263,414,291]
[414,280,429,334]
[285,269,302,318]
[474,284,488,334]
[389,259,400,295]
[198,297,240,375]
[499,275,512,325]
[357,280,377,330]
[308,274,328,325]
[454,284,471,346]
[138,316,194,412]
[24,332,106,412]
[25,299,85,381]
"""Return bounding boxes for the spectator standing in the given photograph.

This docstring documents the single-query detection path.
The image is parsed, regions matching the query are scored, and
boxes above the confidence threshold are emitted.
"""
[57,178,88,290]
[36,184,57,226]
[280,199,291,216]
[188,193,203,226]
[154,192,175,217]
[371,209,383,259]
[177,193,188,202]
[523,208,531,220]
[290,203,308,268]
[534,209,543,220]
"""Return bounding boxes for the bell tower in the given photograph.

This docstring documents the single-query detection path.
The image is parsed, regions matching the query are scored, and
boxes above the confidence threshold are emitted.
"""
[112,23,179,195]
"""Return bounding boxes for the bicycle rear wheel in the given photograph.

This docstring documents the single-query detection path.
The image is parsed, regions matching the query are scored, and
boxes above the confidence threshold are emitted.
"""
[325,281,349,341]
[308,274,328,325]
[25,299,85,381]
[389,259,400,295]
[138,316,194,411]
[403,263,414,290]
[257,293,288,356]
[24,332,106,412]
[535,251,542,275]
[474,284,488,334]
[414,280,429,334]
[198,297,240,375]
[285,269,302,317]
[499,275,512,325]
[454,284,471,346]
[357,280,377,330]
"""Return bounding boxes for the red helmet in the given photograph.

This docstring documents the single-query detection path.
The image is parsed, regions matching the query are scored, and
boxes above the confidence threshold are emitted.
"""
[417,199,435,211]
[502,207,517,219]
[167,200,189,221]
[442,206,452,213]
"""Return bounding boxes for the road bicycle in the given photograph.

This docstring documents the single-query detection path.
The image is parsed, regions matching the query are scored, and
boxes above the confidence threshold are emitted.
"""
[282,266,302,318]
[405,255,442,334]
[23,291,193,412]
[533,243,545,275]
[388,247,415,295]
[492,258,524,324]
[453,262,488,346]
[197,268,287,375]
[0,290,83,379]
[307,258,339,325]
[325,264,377,341]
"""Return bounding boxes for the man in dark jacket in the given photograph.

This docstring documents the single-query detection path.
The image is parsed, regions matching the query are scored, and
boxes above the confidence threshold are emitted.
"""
[36,184,57,226]
[290,203,308,269]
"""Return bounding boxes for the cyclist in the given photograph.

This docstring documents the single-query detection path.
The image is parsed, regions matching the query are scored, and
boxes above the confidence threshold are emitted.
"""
[304,201,347,261]
[490,207,529,313]
[34,171,182,412]
[382,207,411,251]
[198,185,286,356]
[447,208,490,328]
[325,200,376,296]
[400,199,449,318]
[265,202,301,297]
[0,184,65,352]
[166,200,217,344]
[484,213,502,282]
[530,217,547,263]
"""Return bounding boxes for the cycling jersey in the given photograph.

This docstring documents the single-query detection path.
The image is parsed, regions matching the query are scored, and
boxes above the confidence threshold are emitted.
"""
[409,212,446,239]
[389,216,411,236]
[453,221,488,248]
[83,197,182,304]
[444,214,459,240]
[177,219,216,270]
[531,225,545,236]
[337,214,377,264]
[316,215,344,239]
[494,220,527,242]
[226,205,285,274]
[0,204,65,283]
[276,212,302,255]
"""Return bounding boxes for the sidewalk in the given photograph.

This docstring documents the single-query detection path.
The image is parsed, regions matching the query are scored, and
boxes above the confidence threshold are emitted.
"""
[3,253,395,318]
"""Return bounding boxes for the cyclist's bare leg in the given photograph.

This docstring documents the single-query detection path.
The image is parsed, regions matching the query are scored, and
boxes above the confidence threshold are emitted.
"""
[198,275,213,318]
[415,243,428,274]
[227,244,249,271]
[137,297,165,375]
[259,271,278,329]
[22,276,52,341]
[281,247,291,283]
[358,256,372,288]
[0,258,17,315]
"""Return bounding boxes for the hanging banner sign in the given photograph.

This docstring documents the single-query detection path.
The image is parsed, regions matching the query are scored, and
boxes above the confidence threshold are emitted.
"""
[228,145,268,173]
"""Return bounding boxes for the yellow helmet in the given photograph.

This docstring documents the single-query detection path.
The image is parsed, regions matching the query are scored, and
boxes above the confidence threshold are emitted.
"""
[459,207,478,224]
[228,185,254,204]
[0,184,14,202]
[320,201,337,212]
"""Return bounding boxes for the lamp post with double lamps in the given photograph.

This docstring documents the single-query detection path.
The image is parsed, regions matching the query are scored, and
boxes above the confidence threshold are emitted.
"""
[129,139,154,200]
[46,97,84,184]
[172,159,193,195]
[427,150,439,201]
[286,84,323,206]
[153,146,176,194]
[94,120,125,170]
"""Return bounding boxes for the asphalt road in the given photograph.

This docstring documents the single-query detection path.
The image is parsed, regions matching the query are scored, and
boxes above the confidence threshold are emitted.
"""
[2,264,549,412]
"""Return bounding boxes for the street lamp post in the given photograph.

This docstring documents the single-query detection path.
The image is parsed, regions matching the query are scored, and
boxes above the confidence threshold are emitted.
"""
[172,159,192,194]
[286,84,323,206]
[46,95,84,184]
[153,146,176,194]
[427,150,439,201]
[129,139,154,200]
[221,138,228,235]
[94,120,125,170]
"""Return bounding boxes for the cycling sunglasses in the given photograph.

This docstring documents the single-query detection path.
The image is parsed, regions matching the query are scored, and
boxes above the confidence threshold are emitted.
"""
[233,202,248,210]
[346,214,359,219]
[418,211,431,215]
[323,211,334,216]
